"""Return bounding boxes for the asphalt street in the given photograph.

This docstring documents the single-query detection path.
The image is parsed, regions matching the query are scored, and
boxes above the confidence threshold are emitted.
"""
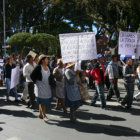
[0,79,140,140]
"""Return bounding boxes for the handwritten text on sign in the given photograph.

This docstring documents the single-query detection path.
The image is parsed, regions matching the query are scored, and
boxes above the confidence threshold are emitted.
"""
[59,32,97,63]
[119,31,140,57]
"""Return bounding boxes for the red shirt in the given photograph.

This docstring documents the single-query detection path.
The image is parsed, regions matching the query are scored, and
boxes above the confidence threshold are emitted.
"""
[90,63,106,83]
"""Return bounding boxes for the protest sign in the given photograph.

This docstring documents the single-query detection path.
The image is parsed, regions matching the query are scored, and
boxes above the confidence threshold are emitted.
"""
[136,33,140,58]
[59,32,97,63]
[0,59,4,67]
[78,33,97,61]
[119,31,140,58]
[28,51,37,59]
[10,66,20,89]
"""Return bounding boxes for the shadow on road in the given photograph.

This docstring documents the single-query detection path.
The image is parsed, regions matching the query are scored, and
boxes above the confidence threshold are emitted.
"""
[0,127,3,132]
[0,122,5,124]
[0,98,23,107]
[77,110,126,121]
[107,105,140,116]
[0,108,37,118]
[47,120,140,137]
[48,109,126,121]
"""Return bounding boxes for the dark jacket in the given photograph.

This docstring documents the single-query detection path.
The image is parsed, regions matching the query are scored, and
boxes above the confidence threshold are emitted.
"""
[5,63,16,78]
[123,64,135,84]
[30,65,42,83]
[30,64,56,87]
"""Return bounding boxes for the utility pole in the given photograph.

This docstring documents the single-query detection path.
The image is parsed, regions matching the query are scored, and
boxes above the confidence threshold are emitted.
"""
[3,0,6,56]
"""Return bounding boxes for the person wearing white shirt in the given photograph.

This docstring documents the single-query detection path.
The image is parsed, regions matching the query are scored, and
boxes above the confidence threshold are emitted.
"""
[23,55,36,109]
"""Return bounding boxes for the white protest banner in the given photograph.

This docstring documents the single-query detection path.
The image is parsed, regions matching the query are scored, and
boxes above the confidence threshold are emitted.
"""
[59,33,78,63]
[0,59,4,67]
[119,31,140,58]
[136,33,140,58]
[78,33,97,61]
[10,66,20,89]
[119,31,137,56]
[59,32,97,63]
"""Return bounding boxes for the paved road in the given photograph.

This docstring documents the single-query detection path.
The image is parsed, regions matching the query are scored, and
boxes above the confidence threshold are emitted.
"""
[0,80,140,140]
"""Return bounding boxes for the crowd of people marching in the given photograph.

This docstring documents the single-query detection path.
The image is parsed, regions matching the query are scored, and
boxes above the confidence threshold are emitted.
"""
[0,51,140,123]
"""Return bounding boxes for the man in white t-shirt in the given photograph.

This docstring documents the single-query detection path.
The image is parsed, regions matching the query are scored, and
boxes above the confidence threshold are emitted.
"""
[23,55,36,109]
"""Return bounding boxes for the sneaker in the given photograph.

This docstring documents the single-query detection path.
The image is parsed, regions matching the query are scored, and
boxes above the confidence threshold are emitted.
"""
[90,103,96,106]
[126,106,131,109]
[6,99,11,102]
[121,103,125,108]
[15,99,20,103]
[133,97,138,101]
[106,97,111,101]
[117,98,121,103]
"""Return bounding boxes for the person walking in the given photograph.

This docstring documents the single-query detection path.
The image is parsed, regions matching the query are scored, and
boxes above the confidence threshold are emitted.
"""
[53,59,67,113]
[105,55,121,102]
[30,55,52,122]
[134,62,140,100]
[5,56,19,102]
[64,62,82,122]
[121,58,135,109]
[23,55,36,109]
[90,54,106,109]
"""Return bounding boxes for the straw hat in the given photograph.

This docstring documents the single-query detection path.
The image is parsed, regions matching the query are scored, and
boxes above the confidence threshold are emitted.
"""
[38,54,47,64]
[66,62,76,68]
[57,59,63,66]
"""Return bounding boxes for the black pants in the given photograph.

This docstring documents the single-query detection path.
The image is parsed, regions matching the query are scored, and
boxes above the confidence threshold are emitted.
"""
[121,83,134,108]
[28,82,35,107]
[105,76,110,90]
[89,76,95,89]
[107,79,120,101]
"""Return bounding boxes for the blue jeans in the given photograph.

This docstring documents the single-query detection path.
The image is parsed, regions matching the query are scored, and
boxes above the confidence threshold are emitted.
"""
[91,83,106,108]
[5,78,18,100]
[121,83,134,108]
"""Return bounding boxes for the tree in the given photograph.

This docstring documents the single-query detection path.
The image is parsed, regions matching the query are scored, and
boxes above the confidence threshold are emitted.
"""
[7,33,60,56]
[7,32,31,54]
[1,0,140,53]
[26,33,60,55]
